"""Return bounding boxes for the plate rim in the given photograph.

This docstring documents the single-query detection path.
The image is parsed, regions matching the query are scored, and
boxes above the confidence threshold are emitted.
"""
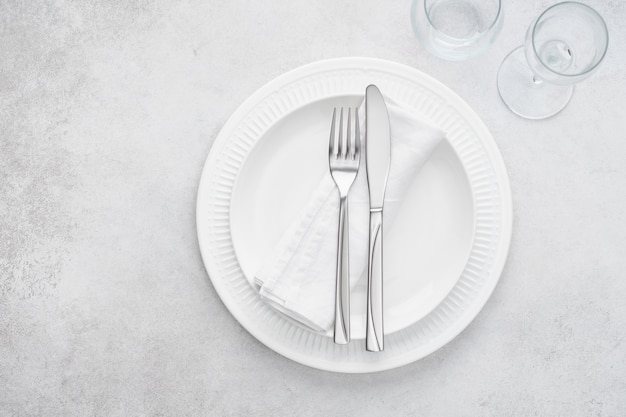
[197,57,512,373]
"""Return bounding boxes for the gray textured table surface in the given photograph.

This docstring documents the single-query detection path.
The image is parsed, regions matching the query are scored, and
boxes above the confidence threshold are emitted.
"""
[2,1,625,416]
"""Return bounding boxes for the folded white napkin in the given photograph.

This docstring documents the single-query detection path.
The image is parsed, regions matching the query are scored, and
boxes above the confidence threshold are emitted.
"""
[254,97,445,333]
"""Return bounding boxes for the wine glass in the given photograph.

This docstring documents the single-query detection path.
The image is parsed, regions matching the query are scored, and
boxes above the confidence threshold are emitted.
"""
[497,2,609,119]
[411,0,503,61]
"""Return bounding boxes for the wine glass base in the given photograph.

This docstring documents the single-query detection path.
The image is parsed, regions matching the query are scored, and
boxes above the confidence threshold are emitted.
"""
[497,46,574,120]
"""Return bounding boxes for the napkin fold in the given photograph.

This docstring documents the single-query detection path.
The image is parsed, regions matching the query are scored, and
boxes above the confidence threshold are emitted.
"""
[254,97,445,333]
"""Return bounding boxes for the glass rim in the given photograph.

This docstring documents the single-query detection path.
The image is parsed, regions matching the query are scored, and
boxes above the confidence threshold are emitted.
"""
[421,0,503,42]
[530,1,609,78]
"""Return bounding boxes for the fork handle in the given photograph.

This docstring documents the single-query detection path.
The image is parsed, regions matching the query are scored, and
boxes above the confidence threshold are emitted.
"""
[366,209,384,351]
[334,195,350,344]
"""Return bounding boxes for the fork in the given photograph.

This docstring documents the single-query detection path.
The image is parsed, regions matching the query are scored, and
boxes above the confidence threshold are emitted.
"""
[328,107,361,345]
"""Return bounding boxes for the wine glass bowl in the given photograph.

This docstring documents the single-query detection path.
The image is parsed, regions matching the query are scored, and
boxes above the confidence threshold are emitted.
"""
[497,2,608,119]
[525,2,609,85]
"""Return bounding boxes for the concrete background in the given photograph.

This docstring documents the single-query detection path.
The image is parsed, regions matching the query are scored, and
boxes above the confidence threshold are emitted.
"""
[1,0,625,415]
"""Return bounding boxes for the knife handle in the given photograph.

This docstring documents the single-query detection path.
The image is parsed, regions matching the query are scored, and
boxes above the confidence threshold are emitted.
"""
[334,195,350,344]
[366,209,384,352]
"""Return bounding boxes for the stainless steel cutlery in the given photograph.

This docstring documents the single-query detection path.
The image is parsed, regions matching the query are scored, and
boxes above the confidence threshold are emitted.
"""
[364,85,391,352]
[328,85,390,351]
[328,107,361,345]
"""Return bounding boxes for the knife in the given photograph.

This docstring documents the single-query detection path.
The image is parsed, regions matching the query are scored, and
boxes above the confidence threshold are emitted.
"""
[365,84,390,352]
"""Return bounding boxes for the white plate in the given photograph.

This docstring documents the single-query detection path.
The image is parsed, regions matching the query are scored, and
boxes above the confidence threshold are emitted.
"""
[230,98,474,338]
[197,57,512,373]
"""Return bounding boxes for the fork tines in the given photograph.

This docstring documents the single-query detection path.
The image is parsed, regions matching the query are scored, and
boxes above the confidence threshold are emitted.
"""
[329,107,360,161]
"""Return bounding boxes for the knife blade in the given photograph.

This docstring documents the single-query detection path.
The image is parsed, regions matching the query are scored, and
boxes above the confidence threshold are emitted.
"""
[365,84,390,352]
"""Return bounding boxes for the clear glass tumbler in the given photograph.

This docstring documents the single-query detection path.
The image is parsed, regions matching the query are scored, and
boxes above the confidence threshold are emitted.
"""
[497,2,609,119]
[411,0,503,61]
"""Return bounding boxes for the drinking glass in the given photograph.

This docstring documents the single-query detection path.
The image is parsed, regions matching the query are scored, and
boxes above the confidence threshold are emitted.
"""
[411,0,503,60]
[497,2,609,119]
